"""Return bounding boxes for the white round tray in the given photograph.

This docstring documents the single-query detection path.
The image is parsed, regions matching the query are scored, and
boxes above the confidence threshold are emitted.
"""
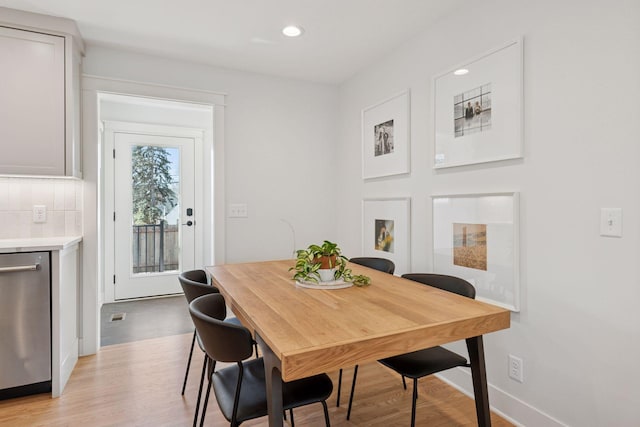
[295,278,353,290]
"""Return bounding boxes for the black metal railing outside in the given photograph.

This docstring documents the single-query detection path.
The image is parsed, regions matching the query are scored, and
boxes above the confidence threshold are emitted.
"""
[132,221,179,273]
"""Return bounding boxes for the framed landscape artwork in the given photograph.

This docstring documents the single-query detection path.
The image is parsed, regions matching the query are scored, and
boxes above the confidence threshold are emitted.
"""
[362,90,410,179]
[362,198,411,274]
[432,192,520,311]
[433,38,523,168]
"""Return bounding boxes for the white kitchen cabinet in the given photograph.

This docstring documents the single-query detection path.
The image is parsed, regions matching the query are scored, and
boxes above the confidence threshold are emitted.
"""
[51,241,80,397]
[0,8,84,177]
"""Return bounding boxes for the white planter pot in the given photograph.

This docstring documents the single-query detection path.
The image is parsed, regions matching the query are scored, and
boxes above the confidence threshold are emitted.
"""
[318,268,337,283]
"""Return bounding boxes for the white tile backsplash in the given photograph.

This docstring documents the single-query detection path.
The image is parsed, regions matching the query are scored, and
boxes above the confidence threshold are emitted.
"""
[31,221,45,238]
[0,212,19,238]
[64,180,76,210]
[47,211,66,237]
[0,177,82,239]
[33,180,55,207]
[75,183,82,212]
[8,181,22,210]
[53,180,65,210]
[0,181,7,210]
[64,211,80,236]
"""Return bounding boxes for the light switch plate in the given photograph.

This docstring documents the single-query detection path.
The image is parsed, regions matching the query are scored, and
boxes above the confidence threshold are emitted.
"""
[600,208,622,237]
[228,203,248,218]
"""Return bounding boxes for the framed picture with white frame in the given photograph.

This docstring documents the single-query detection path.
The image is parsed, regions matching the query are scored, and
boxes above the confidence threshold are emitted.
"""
[362,90,410,179]
[433,38,523,168]
[432,192,520,311]
[362,197,411,275]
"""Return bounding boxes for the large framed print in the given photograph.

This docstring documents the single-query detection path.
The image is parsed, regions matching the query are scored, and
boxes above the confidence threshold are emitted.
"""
[362,197,411,275]
[432,192,519,311]
[433,39,523,168]
[362,90,410,179]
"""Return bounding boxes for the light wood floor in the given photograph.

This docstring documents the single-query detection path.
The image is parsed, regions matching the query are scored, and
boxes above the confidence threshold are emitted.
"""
[0,334,513,426]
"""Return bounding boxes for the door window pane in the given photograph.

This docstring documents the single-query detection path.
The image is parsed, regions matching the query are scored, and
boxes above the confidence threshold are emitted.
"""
[130,145,180,274]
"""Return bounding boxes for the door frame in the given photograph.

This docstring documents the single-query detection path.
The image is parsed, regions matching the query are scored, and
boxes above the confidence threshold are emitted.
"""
[81,76,227,355]
[104,120,203,303]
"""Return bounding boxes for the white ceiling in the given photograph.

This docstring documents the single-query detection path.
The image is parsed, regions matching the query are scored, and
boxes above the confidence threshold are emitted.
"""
[0,0,465,84]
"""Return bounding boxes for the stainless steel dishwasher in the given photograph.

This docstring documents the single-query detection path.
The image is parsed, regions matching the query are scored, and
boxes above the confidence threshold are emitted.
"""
[0,251,51,400]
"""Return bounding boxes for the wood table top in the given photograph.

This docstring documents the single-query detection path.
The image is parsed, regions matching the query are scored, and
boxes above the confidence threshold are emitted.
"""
[206,260,510,381]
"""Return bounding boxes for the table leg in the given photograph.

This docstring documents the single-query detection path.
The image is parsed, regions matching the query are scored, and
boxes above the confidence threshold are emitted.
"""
[256,332,284,427]
[466,335,491,427]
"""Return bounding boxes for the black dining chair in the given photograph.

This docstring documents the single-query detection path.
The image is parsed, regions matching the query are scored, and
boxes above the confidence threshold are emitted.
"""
[334,257,396,407]
[189,293,334,427]
[348,257,395,274]
[346,273,475,427]
[178,269,246,427]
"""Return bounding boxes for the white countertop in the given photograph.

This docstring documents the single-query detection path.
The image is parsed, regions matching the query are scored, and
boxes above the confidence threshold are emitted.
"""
[0,236,82,253]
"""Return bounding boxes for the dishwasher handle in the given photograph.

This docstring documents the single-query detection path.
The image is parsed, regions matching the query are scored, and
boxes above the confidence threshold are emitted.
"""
[0,264,40,273]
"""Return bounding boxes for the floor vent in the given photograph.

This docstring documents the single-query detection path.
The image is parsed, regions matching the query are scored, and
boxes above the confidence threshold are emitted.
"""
[110,313,126,322]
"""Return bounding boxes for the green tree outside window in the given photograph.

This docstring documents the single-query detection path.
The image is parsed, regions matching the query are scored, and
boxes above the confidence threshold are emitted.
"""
[131,146,177,225]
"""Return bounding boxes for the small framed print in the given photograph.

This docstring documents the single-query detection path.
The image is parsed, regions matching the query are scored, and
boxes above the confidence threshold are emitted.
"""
[362,197,411,274]
[433,39,523,168]
[362,90,410,179]
[432,192,520,311]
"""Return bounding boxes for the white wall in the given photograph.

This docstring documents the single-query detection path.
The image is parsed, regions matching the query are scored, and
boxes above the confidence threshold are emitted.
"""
[83,46,340,262]
[336,0,640,425]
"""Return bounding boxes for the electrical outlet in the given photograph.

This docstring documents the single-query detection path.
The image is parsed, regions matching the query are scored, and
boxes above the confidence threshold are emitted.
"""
[33,205,47,223]
[508,354,524,383]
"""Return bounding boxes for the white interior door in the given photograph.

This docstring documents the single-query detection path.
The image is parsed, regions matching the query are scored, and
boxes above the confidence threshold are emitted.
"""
[113,132,195,299]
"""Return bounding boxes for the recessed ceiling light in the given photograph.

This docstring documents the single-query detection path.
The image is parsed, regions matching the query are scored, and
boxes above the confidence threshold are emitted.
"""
[282,25,304,37]
[454,68,469,76]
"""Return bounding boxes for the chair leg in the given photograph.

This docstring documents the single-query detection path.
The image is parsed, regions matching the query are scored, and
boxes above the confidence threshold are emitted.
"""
[199,377,213,427]
[289,408,294,427]
[410,378,418,427]
[402,374,407,390]
[181,329,197,395]
[193,354,208,427]
[346,364,359,420]
[336,369,343,407]
[321,400,331,427]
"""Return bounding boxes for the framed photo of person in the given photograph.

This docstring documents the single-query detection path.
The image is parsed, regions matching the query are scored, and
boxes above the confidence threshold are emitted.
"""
[432,192,520,311]
[362,197,411,274]
[362,90,411,179]
[433,38,523,168]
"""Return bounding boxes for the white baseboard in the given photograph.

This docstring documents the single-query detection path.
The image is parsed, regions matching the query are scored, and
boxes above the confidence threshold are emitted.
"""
[437,368,568,427]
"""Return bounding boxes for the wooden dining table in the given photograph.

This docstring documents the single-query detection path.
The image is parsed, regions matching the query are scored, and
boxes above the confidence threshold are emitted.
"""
[206,260,510,427]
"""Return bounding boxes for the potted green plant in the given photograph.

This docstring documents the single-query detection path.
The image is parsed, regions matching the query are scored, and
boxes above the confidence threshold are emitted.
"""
[308,240,343,281]
[290,240,371,286]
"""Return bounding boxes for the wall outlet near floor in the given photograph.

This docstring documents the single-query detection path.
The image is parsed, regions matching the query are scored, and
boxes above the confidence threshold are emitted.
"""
[508,354,524,383]
[33,205,47,223]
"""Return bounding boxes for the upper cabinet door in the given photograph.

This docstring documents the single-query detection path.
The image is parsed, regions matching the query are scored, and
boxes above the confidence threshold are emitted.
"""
[0,27,65,176]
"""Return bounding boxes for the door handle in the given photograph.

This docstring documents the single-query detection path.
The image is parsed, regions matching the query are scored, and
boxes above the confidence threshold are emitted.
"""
[0,264,39,273]
[182,220,194,226]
